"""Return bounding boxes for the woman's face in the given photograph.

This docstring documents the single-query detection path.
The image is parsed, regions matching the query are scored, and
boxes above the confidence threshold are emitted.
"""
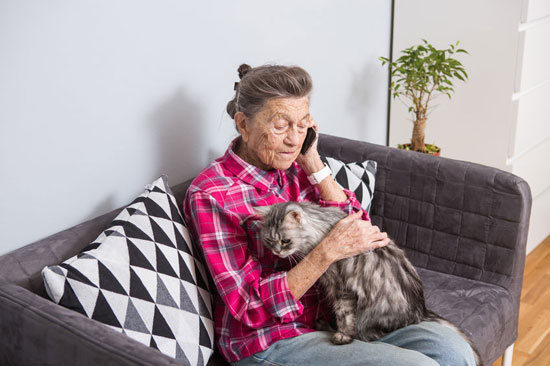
[237,96,311,171]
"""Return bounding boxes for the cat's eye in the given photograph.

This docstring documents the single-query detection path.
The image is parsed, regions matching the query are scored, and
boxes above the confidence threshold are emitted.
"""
[281,239,291,245]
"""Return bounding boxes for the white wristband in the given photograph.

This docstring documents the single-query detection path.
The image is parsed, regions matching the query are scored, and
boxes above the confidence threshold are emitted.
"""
[307,165,332,185]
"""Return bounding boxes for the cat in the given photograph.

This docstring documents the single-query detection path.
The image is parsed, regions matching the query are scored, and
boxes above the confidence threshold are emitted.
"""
[255,201,482,366]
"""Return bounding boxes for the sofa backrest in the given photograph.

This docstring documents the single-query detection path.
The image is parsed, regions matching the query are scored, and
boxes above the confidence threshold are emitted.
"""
[0,133,532,302]
[317,133,531,298]
[0,207,125,297]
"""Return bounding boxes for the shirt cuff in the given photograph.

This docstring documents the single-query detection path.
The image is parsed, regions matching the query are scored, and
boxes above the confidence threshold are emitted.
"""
[260,271,304,323]
[318,188,370,221]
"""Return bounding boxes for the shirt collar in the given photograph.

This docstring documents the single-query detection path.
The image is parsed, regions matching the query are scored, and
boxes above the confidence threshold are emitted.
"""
[222,137,285,191]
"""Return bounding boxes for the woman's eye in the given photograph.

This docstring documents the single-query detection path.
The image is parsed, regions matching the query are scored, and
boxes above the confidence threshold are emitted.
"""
[271,119,288,129]
[274,124,288,131]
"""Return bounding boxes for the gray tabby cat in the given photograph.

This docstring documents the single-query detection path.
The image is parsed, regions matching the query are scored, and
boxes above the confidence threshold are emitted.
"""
[255,201,482,366]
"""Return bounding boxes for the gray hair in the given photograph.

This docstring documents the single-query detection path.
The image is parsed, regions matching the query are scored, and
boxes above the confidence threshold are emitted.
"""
[226,63,313,125]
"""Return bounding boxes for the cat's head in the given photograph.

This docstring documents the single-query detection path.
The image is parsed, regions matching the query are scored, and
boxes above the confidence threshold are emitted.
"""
[255,202,314,258]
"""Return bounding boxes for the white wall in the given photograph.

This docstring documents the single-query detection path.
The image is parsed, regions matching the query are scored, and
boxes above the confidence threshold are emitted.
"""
[389,0,522,172]
[509,0,550,254]
[389,0,549,254]
[0,1,392,255]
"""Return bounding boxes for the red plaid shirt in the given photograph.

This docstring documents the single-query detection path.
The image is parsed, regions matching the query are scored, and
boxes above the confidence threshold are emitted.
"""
[183,138,370,362]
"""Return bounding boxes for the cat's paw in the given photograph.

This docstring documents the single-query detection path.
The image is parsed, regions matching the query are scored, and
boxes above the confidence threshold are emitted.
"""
[331,332,353,345]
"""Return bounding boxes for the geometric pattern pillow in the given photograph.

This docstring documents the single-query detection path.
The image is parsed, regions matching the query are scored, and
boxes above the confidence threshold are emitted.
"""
[41,175,214,366]
[321,156,377,215]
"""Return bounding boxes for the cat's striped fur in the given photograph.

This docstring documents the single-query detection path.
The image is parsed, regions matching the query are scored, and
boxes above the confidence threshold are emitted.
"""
[255,201,482,366]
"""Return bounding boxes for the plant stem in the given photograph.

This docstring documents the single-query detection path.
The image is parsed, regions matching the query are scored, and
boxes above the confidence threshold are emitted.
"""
[411,117,427,153]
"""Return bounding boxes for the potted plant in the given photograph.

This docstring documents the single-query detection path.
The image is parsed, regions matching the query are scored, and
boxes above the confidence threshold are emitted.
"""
[379,39,469,155]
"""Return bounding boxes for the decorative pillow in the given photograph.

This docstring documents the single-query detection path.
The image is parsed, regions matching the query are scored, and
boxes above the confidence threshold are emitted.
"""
[321,156,377,214]
[42,175,214,366]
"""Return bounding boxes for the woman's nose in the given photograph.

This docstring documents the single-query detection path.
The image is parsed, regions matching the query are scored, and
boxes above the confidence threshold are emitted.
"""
[284,126,301,146]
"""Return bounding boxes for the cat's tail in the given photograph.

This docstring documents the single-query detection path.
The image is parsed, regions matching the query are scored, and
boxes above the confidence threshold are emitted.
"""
[423,311,483,366]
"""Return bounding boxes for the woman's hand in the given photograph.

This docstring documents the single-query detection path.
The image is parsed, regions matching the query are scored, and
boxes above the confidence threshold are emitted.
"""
[318,211,390,263]
[295,116,324,175]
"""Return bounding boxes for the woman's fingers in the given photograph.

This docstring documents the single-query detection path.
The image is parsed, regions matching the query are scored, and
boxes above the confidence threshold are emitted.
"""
[322,213,391,262]
[372,238,391,249]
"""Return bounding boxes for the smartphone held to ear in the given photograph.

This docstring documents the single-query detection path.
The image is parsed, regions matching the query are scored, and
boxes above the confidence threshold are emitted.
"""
[300,127,316,155]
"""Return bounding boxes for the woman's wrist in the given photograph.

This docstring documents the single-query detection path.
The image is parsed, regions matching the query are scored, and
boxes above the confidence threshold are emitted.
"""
[300,153,325,176]
[314,239,336,266]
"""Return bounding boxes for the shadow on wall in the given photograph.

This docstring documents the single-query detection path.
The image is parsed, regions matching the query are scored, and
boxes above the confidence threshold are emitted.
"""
[149,87,206,186]
[69,87,206,229]
[84,194,118,224]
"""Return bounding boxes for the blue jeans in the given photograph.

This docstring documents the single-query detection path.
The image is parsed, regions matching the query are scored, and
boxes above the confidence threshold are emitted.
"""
[231,321,477,366]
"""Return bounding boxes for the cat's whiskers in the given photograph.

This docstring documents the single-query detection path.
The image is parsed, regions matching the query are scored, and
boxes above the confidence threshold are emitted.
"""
[288,252,306,267]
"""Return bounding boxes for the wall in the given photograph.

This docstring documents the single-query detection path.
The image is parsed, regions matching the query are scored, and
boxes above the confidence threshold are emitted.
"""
[0,1,392,255]
[509,0,550,254]
[389,0,549,254]
[389,0,522,171]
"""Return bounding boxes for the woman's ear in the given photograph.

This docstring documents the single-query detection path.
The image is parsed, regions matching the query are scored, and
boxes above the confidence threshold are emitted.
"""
[234,112,250,143]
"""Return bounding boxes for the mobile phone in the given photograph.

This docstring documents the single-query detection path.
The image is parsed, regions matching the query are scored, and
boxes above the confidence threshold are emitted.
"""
[300,127,317,155]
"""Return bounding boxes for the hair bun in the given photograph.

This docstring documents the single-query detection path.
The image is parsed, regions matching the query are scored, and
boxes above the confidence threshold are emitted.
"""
[238,64,252,79]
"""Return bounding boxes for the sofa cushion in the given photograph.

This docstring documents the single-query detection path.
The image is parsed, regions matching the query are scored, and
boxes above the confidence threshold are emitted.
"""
[321,156,377,214]
[41,175,215,366]
[417,267,515,363]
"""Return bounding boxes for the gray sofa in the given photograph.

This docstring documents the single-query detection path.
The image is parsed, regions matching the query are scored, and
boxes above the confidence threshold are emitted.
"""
[0,133,532,366]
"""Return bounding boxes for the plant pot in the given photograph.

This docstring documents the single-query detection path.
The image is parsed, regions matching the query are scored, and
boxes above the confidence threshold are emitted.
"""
[397,143,441,156]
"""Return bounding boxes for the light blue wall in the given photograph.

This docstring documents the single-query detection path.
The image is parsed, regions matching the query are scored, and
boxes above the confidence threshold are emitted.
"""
[0,0,392,255]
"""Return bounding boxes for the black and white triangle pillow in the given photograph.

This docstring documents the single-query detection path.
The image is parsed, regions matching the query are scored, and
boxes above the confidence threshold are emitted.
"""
[320,156,377,214]
[42,175,214,366]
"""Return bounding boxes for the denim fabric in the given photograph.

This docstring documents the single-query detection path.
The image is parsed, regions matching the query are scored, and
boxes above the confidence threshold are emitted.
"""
[231,321,476,366]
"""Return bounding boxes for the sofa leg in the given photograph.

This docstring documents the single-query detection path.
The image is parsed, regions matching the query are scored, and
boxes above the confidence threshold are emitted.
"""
[502,343,514,366]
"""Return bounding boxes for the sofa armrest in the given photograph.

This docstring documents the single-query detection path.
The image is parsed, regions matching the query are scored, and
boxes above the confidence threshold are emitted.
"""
[0,282,185,366]
[318,134,532,299]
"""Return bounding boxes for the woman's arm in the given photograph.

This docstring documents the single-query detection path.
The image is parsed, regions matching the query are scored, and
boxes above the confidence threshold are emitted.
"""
[287,211,389,300]
[298,153,348,203]
[286,242,332,300]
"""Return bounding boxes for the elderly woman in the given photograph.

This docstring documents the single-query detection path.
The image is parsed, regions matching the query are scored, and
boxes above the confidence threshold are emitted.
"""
[183,64,476,366]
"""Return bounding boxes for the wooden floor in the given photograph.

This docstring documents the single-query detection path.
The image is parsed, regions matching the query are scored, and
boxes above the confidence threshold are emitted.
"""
[492,235,550,366]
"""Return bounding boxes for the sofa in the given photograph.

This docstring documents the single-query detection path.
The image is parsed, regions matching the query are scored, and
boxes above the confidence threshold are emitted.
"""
[0,133,532,366]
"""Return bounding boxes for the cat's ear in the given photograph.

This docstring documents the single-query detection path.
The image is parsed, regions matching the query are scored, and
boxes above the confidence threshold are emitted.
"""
[254,206,270,218]
[286,210,302,224]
